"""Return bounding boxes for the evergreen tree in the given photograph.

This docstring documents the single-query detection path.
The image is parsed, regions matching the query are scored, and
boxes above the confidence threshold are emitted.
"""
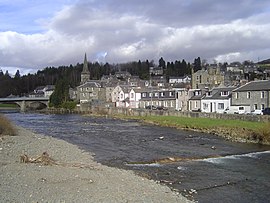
[158,57,166,69]
[49,78,69,107]
[193,57,202,72]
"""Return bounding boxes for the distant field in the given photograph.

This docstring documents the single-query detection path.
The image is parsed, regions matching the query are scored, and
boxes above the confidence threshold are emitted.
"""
[0,103,18,108]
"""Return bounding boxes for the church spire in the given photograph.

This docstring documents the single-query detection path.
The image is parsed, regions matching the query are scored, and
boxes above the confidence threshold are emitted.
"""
[81,53,90,84]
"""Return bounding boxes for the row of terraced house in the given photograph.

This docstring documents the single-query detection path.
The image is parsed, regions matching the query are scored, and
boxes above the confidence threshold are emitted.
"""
[70,54,270,114]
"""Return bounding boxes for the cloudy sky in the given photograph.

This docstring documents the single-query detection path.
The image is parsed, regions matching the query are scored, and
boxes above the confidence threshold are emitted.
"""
[1,0,270,75]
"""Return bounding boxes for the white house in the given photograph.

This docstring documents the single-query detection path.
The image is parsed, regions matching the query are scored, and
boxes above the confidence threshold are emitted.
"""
[129,88,144,108]
[111,85,131,107]
[201,87,235,113]
[169,76,191,84]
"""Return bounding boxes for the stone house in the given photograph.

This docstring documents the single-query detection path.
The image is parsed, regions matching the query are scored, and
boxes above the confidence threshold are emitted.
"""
[192,66,224,89]
[149,66,164,76]
[232,80,270,111]
[175,88,190,111]
[77,82,106,104]
[188,89,205,112]
[151,76,167,87]
[201,87,234,113]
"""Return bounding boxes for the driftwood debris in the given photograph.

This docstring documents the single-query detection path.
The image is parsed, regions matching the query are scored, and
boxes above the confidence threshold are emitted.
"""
[20,152,57,166]
[20,151,97,169]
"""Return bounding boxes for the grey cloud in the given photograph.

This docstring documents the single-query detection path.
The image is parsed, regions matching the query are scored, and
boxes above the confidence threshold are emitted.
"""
[1,0,270,73]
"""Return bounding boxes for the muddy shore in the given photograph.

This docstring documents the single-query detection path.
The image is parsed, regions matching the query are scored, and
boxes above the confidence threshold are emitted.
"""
[0,126,191,203]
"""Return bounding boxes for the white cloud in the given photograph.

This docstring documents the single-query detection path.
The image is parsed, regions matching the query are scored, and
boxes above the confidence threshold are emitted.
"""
[1,0,270,74]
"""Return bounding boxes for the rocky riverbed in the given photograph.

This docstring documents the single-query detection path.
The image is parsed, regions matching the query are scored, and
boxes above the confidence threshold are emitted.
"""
[0,126,191,203]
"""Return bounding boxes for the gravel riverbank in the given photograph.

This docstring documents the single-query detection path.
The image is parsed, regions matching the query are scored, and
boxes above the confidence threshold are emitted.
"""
[0,126,191,203]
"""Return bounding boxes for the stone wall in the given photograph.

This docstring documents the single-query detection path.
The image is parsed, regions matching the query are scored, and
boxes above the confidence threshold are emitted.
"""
[99,107,270,123]
[43,107,270,123]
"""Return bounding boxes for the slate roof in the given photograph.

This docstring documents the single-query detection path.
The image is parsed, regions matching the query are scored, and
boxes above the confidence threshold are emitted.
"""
[203,87,234,100]
[78,81,101,88]
[233,80,270,92]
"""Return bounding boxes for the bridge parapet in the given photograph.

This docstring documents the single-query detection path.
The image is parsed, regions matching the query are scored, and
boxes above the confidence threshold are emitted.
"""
[0,97,49,111]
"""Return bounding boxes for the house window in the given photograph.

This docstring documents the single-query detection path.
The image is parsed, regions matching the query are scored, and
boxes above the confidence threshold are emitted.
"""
[261,91,265,98]
[164,101,168,107]
[196,76,199,81]
[218,103,224,109]
[160,92,164,97]
[254,104,258,110]
[261,104,265,109]
[120,94,124,99]
[235,92,238,99]
[149,93,153,97]
[131,93,134,98]
[155,92,159,97]
[142,93,146,97]
[247,92,251,99]
[195,101,198,108]
[221,91,229,96]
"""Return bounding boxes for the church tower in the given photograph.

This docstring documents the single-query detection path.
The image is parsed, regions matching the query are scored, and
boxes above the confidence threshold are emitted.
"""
[81,53,90,84]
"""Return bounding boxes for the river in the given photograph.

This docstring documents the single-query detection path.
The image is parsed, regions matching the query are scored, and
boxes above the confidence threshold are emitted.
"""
[3,111,270,203]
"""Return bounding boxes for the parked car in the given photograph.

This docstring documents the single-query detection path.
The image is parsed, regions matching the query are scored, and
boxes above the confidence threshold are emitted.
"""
[145,105,157,110]
[156,106,168,111]
[250,109,263,115]
[262,108,270,115]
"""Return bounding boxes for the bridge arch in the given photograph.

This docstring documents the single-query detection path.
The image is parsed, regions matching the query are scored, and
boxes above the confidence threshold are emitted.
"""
[0,97,49,112]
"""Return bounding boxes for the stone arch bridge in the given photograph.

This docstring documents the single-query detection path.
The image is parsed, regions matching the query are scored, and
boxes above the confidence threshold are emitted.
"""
[0,97,49,111]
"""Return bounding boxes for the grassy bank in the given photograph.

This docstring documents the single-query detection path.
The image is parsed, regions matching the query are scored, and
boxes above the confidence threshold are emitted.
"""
[0,104,18,108]
[0,114,16,136]
[113,115,270,145]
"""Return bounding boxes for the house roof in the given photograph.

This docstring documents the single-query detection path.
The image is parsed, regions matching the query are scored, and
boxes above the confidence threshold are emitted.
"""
[203,87,234,100]
[78,81,101,88]
[233,80,270,92]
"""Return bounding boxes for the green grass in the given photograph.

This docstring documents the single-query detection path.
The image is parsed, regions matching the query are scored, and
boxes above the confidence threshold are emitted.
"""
[114,114,270,144]
[0,103,19,108]
[140,115,264,130]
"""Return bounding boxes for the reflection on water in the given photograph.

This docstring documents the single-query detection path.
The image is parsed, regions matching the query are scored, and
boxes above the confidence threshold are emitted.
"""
[3,112,270,203]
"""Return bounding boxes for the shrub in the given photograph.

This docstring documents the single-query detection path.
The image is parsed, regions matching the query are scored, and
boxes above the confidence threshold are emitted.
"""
[61,101,77,110]
[0,114,16,136]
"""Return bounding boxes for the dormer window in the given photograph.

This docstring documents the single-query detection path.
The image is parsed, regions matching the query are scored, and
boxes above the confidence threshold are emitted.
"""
[221,91,229,96]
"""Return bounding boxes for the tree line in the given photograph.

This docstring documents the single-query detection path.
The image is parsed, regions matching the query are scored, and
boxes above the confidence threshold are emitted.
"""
[0,57,197,98]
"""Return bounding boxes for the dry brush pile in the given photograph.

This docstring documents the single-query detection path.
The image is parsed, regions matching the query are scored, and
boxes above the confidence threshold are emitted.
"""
[0,114,16,137]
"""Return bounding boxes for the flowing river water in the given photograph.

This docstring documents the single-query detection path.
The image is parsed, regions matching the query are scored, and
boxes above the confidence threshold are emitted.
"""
[3,111,270,203]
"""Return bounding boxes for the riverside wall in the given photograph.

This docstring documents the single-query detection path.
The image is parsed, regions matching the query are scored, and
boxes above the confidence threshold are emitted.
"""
[43,107,270,123]
[105,107,270,123]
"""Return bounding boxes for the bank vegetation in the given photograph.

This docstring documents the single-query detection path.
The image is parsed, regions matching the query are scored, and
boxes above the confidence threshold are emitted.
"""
[0,114,16,136]
[113,115,270,145]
